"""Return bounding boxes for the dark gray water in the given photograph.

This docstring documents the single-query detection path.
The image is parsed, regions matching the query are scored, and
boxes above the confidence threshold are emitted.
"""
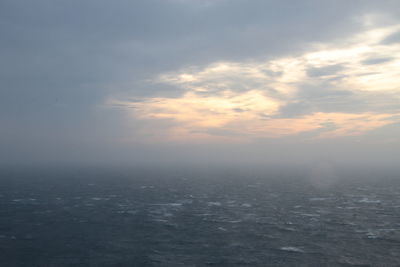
[0,168,399,266]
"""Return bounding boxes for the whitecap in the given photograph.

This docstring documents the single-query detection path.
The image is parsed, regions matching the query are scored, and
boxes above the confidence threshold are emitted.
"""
[309,197,327,201]
[152,203,183,208]
[358,198,381,203]
[300,213,320,217]
[207,202,222,206]
[280,246,304,253]
[227,220,242,223]
[366,232,378,239]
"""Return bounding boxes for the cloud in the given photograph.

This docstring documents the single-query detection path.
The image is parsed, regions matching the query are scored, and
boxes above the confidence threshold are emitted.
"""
[2,0,400,164]
[113,92,399,143]
[111,23,400,143]
[381,30,400,44]
[361,57,395,65]
[306,64,344,77]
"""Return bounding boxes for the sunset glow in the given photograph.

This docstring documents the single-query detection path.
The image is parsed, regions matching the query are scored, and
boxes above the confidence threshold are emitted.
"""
[112,24,400,143]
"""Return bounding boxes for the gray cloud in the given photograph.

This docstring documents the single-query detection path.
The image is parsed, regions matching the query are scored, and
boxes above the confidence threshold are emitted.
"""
[275,101,314,118]
[1,0,400,166]
[306,64,345,77]
[361,57,395,65]
[277,82,400,119]
[381,30,400,44]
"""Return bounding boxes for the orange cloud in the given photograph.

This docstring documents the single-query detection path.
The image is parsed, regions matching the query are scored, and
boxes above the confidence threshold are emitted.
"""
[112,92,398,143]
[109,23,400,143]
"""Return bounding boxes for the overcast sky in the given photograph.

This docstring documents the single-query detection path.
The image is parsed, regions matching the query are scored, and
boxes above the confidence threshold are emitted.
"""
[1,0,400,167]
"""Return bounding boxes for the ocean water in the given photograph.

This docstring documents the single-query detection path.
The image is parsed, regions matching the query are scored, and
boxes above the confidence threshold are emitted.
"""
[0,167,399,266]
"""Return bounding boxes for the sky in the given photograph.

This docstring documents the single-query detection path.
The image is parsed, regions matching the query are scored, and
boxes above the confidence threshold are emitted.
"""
[1,0,400,167]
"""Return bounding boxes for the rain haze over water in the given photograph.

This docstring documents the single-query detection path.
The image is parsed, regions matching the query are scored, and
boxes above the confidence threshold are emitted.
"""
[1,0,400,266]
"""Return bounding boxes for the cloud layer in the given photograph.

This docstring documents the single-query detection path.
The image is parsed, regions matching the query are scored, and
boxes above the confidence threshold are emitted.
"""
[2,0,400,165]
[113,23,400,143]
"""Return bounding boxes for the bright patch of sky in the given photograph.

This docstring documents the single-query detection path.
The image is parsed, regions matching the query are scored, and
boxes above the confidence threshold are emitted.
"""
[111,23,400,143]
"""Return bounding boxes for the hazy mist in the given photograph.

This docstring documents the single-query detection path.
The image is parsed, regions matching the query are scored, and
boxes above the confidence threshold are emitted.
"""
[1,0,400,169]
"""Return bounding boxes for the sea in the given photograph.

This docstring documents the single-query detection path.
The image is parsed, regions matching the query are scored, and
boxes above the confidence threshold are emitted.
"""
[0,166,399,266]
